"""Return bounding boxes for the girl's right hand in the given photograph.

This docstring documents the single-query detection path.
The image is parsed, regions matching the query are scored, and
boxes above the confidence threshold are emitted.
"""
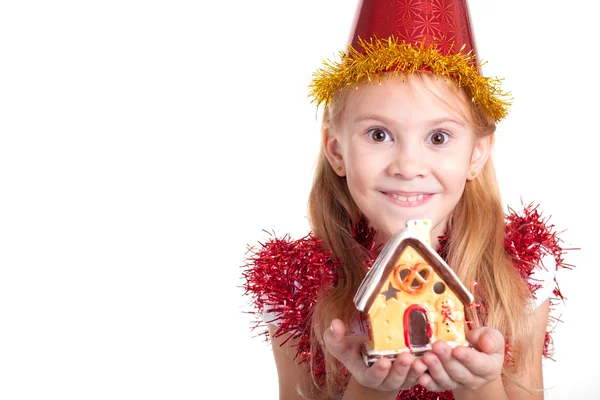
[323,318,428,392]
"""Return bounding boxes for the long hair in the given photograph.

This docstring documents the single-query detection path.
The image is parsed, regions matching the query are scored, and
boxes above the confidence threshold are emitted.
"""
[302,75,533,399]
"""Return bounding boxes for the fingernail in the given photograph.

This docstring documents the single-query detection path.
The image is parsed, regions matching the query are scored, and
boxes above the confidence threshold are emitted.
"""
[330,324,334,334]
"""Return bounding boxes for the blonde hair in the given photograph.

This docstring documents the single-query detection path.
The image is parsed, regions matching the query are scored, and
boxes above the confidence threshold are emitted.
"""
[302,74,534,399]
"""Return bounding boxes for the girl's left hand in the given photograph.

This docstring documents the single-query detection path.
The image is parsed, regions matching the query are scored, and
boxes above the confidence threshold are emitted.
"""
[415,327,505,392]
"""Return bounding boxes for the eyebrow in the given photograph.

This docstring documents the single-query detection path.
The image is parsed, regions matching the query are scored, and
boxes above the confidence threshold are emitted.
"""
[428,117,466,127]
[352,114,396,125]
[352,115,466,127]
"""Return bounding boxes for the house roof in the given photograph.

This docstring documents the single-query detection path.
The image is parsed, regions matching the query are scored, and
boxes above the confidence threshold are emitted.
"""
[354,229,474,312]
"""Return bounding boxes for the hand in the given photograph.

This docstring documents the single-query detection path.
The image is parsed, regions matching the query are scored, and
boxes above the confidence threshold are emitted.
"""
[415,327,505,392]
[323,319,427,392]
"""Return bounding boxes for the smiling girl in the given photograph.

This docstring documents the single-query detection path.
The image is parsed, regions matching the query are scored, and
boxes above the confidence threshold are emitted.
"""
[243,1,570,399]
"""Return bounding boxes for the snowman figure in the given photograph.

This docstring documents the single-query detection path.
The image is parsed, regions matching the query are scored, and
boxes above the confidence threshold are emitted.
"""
[434,295,464,342]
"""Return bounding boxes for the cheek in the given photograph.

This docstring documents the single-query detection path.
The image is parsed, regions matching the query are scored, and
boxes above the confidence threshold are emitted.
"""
[436,154,471,187]
[344,149,383,191]
[346,170,371,200]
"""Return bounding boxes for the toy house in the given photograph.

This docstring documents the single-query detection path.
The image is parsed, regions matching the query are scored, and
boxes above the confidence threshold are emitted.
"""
[354,220,474,364]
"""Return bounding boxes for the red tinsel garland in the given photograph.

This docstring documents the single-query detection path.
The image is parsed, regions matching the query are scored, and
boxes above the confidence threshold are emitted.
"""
[241,204,573,400]
[504,203,574,359]
[241,232,339,378]
[505,203,572,296]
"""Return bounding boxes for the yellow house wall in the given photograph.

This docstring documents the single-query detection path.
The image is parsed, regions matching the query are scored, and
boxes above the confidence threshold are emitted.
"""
[367,246,467,352]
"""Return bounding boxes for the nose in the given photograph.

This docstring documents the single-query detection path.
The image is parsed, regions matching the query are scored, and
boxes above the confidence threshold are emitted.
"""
[387,142,427,179]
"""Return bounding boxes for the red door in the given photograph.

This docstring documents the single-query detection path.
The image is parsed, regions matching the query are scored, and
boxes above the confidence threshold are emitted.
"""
[403,304,432,350]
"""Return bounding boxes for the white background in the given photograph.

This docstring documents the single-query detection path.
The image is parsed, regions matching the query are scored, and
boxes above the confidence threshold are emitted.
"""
[0,0,594,399]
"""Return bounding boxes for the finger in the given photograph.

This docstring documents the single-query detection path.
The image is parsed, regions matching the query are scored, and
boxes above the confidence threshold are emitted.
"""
[459,328,504,378]
[429,341,475,386]
[452,345,502,379]
[417,372,446,392]
[479,331,503,355]
[421,350,458,390]
[379,352,415,390]
[401,357,429,388]
[466,327,504,356]
[366,358,393,388]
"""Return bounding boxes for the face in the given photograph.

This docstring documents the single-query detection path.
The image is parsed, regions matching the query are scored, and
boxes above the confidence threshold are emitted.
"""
[324,75,492,246]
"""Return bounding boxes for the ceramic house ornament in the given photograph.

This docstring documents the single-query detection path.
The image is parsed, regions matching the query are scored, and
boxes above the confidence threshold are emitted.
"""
[354,220,474,365]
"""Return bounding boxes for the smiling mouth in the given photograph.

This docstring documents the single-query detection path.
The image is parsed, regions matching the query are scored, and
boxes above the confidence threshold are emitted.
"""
[391,193,423,202]
[383,192,432,207]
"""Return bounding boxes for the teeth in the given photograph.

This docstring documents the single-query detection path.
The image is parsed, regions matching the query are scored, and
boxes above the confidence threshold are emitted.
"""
[391,194,424,202]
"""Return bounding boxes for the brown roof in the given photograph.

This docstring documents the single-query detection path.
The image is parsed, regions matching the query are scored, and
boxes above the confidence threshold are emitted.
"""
[354,230,474,312]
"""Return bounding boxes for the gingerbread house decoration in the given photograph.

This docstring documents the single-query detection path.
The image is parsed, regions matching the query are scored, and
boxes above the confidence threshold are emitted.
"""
[354,220,474,364]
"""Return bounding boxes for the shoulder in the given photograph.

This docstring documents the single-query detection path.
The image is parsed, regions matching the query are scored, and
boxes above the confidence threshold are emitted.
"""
[242,232,339,336]
[504,203,571,307]
[242,232,338,301]
[527,253,557,309]
[503,203,577,359]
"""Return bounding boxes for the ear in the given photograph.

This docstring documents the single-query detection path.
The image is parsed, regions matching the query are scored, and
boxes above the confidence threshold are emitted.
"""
[323,126,346,177]
[468,134,494,180]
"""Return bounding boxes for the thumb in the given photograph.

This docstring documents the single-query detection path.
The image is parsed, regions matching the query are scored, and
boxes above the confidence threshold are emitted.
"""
[323,319,369,375]
[324,319,346,345]
[323,319,350,359]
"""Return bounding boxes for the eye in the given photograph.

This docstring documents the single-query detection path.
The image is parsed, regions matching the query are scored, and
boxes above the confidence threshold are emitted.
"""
[367,128,392,143]
[428,130,450,145]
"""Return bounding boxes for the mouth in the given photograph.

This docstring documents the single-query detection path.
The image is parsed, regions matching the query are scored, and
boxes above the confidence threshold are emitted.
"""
[382,191,433,207]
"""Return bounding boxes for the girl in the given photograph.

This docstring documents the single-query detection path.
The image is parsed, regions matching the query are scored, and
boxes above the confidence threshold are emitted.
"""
[243,1,569,399]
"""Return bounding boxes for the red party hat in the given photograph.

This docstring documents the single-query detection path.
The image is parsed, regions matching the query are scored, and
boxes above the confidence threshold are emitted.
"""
[309,0,510,121]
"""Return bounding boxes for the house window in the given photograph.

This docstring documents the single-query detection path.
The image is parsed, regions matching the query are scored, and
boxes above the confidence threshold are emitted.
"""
[434,282,446,294]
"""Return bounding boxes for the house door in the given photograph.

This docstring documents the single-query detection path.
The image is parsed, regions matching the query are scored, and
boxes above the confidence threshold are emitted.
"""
[403,305,431,349]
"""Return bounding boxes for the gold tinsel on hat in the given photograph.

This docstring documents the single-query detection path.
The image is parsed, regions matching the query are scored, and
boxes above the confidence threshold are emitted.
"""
[309,37,511,122]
